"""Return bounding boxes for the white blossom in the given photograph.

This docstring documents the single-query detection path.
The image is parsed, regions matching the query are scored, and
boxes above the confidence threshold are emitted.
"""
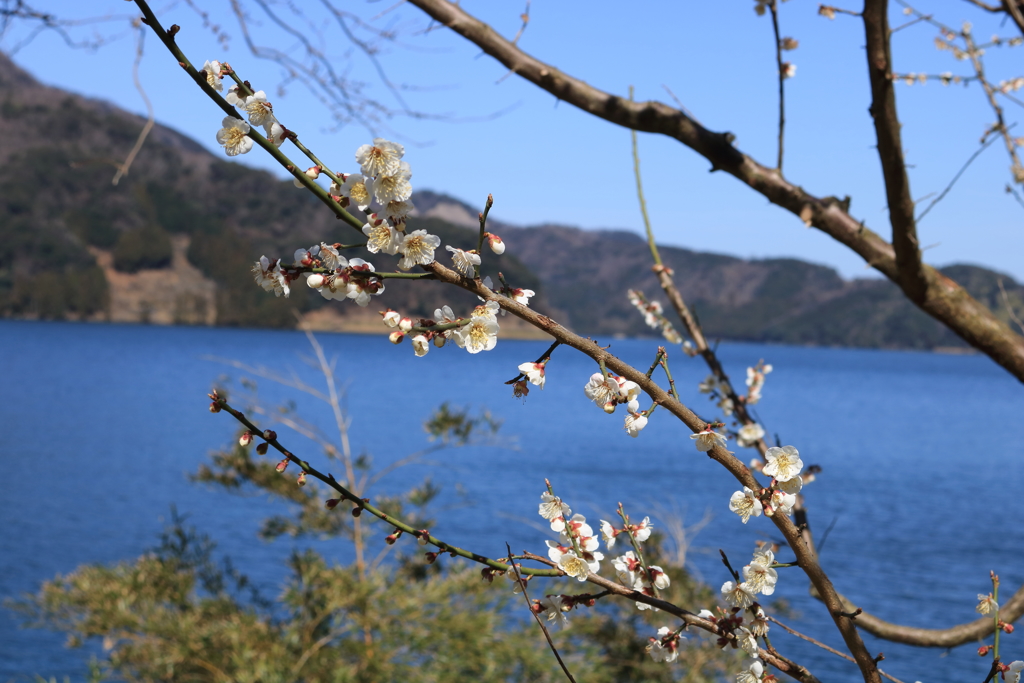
[243,90,275,129]
[558,551,591,581]
[486,233,505,254]
[411,334,429,357]
[384,199,414,226]
[736,626,760,658]
[721,581,756,609]
[763,445,803,482]
[454,315,499,353]
[698,374,718,393]
[446,245,481,276]
[356,138,405,177]
[584,372,623,412]
[625,412,648,437]
[397,230,441,270]
[691,427,728,452]
[518,361,546,388]
[538,492,570,531]
[736,658,764,683]
[613,551,643,586]
[371,160,413,204]
[743,553,778,596]
[337,174,373,211]
[362,217,401,256]
[600,520,619,548]
[1006,661,1024,683]
[225,84,246,106]
[251,256,289,297]
[381,309,401,327]
[647,627,683,663]
[729,487,763,524]
[977,593,999,615]
[540,595,572,628]
[216,117,253,156]
[737,423,765,448]
[201,60,223,91]
[768,489,796,517]
[510,287,535,306]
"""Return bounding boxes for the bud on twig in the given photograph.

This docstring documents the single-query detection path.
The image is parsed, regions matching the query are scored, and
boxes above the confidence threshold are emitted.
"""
[325,498,340,509]
[296,471,306,486]
[239,431,252,446]
[256,442,269,455]
[275,458,288,472]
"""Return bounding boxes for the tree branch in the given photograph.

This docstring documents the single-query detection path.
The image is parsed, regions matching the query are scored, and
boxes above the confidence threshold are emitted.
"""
[863,0,926,302]
[405,0,1024,386]
[810,584,1024,647]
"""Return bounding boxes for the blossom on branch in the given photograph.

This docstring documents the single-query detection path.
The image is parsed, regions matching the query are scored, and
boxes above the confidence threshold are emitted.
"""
[539,492,571,532]
[729,487,763,524]
[647,627,684,663]
[977,593,999,615]
[371,161,413,204]
[251,256,289,297]
[518,361,546,388]
[691,426,728,452]
[362,216,401,255]
[356,137,405,177]
[395,230,441,270]
[216,117,253,156]
[243,90,275,130]
[742,547,778,596]
[446,246,481,276]
[336,174,373,212]
[558,551,591,581]
[201,59,223,91]
[737,423,766,448]
[736,659,764,683]
[411,334,429,357]
[762,446,803,482]
[721,580,756,609]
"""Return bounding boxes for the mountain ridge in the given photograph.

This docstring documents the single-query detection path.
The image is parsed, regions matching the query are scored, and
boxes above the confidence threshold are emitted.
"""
[2,51,1022,350]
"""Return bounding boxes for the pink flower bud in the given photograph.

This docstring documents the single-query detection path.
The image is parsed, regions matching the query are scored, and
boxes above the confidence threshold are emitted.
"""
[351,506,362,517]
[304,165,321,179]
[275,458,288,472]
[385,531,401,545]
[417,530,430,545]
[433,335,446,348]
[297,471,307,486]
[424,552,438,564]
[1001,622,1015,633]
[389,331,405,344]
[978,645,991,656]
[485,233,505,255]
[209,402,221,413]
[480,568,495,583]
[325,498,340,509]
[239,431,252,446]
[263,430,277,440]
[256,442,269,455]
[398,317,413,333]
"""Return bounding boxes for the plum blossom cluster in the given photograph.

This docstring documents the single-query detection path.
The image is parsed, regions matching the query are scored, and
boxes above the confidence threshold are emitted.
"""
[729,446,804,523]
[627,289,682,344]
[584,371,640,414]
[381,301,501,356]
[745,360,773,405]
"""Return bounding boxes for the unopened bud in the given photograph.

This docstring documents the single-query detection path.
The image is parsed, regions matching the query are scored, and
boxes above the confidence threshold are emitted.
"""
[602,400,616,414]
[584,598,596,607]
[381,309,400,327]
[485,233,505,254]
[306,273,325,289]
[1001,622,1015,633]
[385,530,402,545]
[209,401,221,413]
[325,498,340,509]
[263,430,277,441]
[417,530,430,545]
[424,551,439,564]
[389,331,405,344]
[398,317,413,333]
[351,506,363,517]
[256,442,269,455]
[239,431,252,446]
[433,334,446,348]
[297,471,307,486]
[304,165,321,179]
[513,379,529,399]
[275,458,288,472]
[978,645,991,656]
[480,568,495,583]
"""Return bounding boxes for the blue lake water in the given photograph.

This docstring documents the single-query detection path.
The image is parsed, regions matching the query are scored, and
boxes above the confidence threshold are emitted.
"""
[1,319,1022,683]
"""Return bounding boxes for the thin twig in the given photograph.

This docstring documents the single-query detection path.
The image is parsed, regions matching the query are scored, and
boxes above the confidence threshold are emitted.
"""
[998,279,1024,335]
[768,617,908,683]
[769,0,786,171]
[112,21,154,185]
[916,129,1003,222]
[506,544,577,683]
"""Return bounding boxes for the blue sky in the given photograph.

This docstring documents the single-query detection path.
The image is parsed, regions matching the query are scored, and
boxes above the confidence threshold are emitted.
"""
[4,1,1023,280]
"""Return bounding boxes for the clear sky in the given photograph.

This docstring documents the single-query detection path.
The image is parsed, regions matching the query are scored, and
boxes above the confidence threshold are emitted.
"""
[3,1,1023,280]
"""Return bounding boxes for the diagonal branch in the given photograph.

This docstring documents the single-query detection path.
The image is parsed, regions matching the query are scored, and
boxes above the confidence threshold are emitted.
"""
[863,0,926,302]
[810,584,1024,647]
[405,0,1024,386]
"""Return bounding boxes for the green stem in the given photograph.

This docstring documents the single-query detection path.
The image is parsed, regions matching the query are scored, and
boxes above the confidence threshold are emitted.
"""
[646,347,666,379]
[215,397,560,576]
[659,355,681,403]
[993,574,1001,660]
[410,319,470,334]
[629,86,662,268]
[474,194,493,279]
[616,503,659,601]
[133,0,364,234]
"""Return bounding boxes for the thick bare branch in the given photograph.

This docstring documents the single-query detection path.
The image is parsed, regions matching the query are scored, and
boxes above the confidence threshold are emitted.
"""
[863,0,927,301]
[810,584,1024,647]
[405,0,1024,386]
[421,261,882,683]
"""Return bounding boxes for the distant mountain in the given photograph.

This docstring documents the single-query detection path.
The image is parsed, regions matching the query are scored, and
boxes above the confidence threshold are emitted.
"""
[2,52,1022,349]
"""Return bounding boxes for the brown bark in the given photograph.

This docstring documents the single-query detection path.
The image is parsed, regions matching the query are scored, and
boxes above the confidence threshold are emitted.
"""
[406,0,1024,386]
